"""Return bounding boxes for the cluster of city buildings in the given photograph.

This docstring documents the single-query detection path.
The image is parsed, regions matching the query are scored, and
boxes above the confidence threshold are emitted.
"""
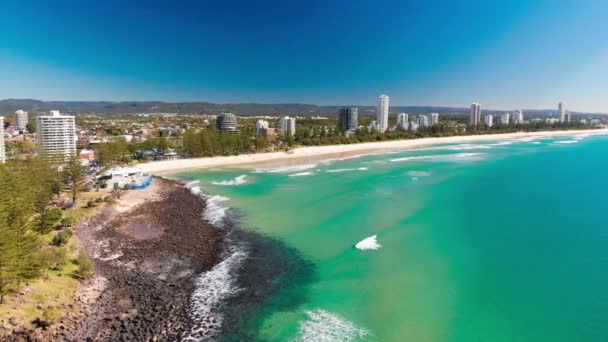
[470,101,570,127]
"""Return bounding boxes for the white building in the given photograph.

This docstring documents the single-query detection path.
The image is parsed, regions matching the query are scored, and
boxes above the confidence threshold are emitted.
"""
[15,109,28,130]
[470,102,481,126]
[0,116,5,163]
[368,120,378,131]
[35,110,77,162]
[418,115,430,128]
[377,95,390,133]
[256,119,269,136]
[409,122,419,131]
[430,113,439,126]
[484,114,493,127]
[546,117,560,125]
[397,113,409,130]
[279,116,296,136]
[500,113,510,125]
[512,110,524,125]
[559,101,566,123]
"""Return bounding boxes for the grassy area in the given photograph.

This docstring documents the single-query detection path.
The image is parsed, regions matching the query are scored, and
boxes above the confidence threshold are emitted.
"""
[0,190,110,329]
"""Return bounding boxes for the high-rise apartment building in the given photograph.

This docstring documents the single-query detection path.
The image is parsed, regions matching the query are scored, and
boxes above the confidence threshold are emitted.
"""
[279,116,296,136]
[430,113,439,126]
[0,116,5,163]
[256,119,269,136]
[338,107,358,132]
[377,95,389,133]
[484,114,493,127]
[559,102,566,123]
[397,113,409,130]
[418,115,430,128]
[512,110,524,125]
[35,110,76,161]
[500,113,510,125]
[470,103,481,126]
[216,113,238,132]
[15,109,28,130]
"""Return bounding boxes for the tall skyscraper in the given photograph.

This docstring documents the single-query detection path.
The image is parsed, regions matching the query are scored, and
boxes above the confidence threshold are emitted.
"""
[337,107,358,132]
[256,119,269,136]
[216,113,238,132]
[559,102,566,123]
[512,110,524,125]
[35,110,76,162]
[279,116,296,136]
[430,113,439,126]
[15,109,28,130]
[0,116,5,163]
[484,114,493,127]
[397,113,409,130]
[469,102,481,126]
[377,95,389,133]
[500,113,510,125]
[418,115,430,128]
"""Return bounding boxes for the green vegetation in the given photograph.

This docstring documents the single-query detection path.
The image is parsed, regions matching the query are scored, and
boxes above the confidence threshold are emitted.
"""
[61,156,86,203]
[76,251,94,280]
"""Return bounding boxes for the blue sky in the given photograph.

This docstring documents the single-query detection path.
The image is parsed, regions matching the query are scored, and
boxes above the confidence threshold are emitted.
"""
[2,0,608,111]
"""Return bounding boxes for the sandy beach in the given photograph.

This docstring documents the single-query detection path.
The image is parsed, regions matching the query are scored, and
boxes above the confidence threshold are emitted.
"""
[139,129,608,175]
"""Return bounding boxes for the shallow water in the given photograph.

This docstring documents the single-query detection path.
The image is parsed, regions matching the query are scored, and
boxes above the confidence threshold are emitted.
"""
[177,134,608,341]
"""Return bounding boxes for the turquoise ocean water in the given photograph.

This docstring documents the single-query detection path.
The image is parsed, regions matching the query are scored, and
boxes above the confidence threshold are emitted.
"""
[177,133,608,341]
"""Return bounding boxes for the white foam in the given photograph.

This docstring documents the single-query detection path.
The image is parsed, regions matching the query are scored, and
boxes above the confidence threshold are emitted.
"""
[291,310,369,342]
[253,163,318,174]
[355,235,381,251]
[447,143,493,150]
[407,171,431,177]
[325,167,368,173]
[390,152,484,163]
[554,140,579,144]
[186,246,248,341]
[203,195,231,226]
[289,171,315,177]
[190,186,201,195]
[531,142,541,145]
[211,175,247,186]
[487,141,514,146]
[185,180,200,188]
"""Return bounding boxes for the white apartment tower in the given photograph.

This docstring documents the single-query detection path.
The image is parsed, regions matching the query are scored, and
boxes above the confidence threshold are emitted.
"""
[430,113,439,126]
[36,110,76,161]
[500,113,510,125]
[418,115,430,128]
[0,117,5,163]
[559,102,566,123]
[484,114,493,127]
[256,119,269,136]
[377,95,390,133]
[279,116,296,136]
[397,113,409,130]
[470,102,481,126]
[15,109,28,130]
[513,110,524,125]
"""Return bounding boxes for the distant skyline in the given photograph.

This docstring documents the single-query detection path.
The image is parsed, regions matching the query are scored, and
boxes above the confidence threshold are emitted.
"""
[2,0,608,112]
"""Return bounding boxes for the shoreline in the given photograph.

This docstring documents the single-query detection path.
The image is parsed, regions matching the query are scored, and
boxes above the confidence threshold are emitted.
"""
[139,128,608,175]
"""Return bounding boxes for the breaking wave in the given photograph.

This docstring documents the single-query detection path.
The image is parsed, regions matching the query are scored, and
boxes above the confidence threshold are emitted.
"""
[290,171,315,177]
[211,175,247,186]
[253,163,318,174]
[291,309,369,342]
[554,140,579,144]
[390,152,484,163]
[447,143,494,150]
[202,195,231,226]
[355,235,381,251]
[325,167,368,173]
[407,171,431,177]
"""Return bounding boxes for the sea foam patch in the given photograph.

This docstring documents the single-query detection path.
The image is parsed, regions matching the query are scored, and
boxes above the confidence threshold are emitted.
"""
[211,175,247,186]
[202,195,231,226]
[554,140,579,144]
[253,163,318,174]
[390,152,484,163]
[407,171,431,177]
[325,167,368,173]
[291,309,369,342]
[289,171,315,177]
[355,235,381,251]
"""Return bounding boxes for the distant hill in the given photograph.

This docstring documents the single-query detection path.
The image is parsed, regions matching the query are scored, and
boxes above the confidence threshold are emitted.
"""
[1,99,605,117]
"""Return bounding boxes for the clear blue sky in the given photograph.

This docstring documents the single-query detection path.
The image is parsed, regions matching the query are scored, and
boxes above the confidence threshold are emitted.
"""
[2,0,608,111]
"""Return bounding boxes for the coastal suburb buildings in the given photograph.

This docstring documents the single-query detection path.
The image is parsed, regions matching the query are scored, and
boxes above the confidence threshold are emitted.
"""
[216,113,238,133]
[397,113,409,129]
[36,110,76,161]
[470,102,482,125]
[15,109,28,131]
[337,107,358,133]
[377,95,389,133]
[431,113,439,126]
[558,102,570,123]
[484,114,493,127]
[279,116,296,136]
[0,116,5,163]
[256,119,269,136]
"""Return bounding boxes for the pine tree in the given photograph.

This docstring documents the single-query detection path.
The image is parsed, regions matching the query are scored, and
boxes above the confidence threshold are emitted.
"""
[61,156,86,203]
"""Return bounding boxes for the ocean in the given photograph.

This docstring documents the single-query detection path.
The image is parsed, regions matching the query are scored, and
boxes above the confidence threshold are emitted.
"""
[176,133,608,341]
